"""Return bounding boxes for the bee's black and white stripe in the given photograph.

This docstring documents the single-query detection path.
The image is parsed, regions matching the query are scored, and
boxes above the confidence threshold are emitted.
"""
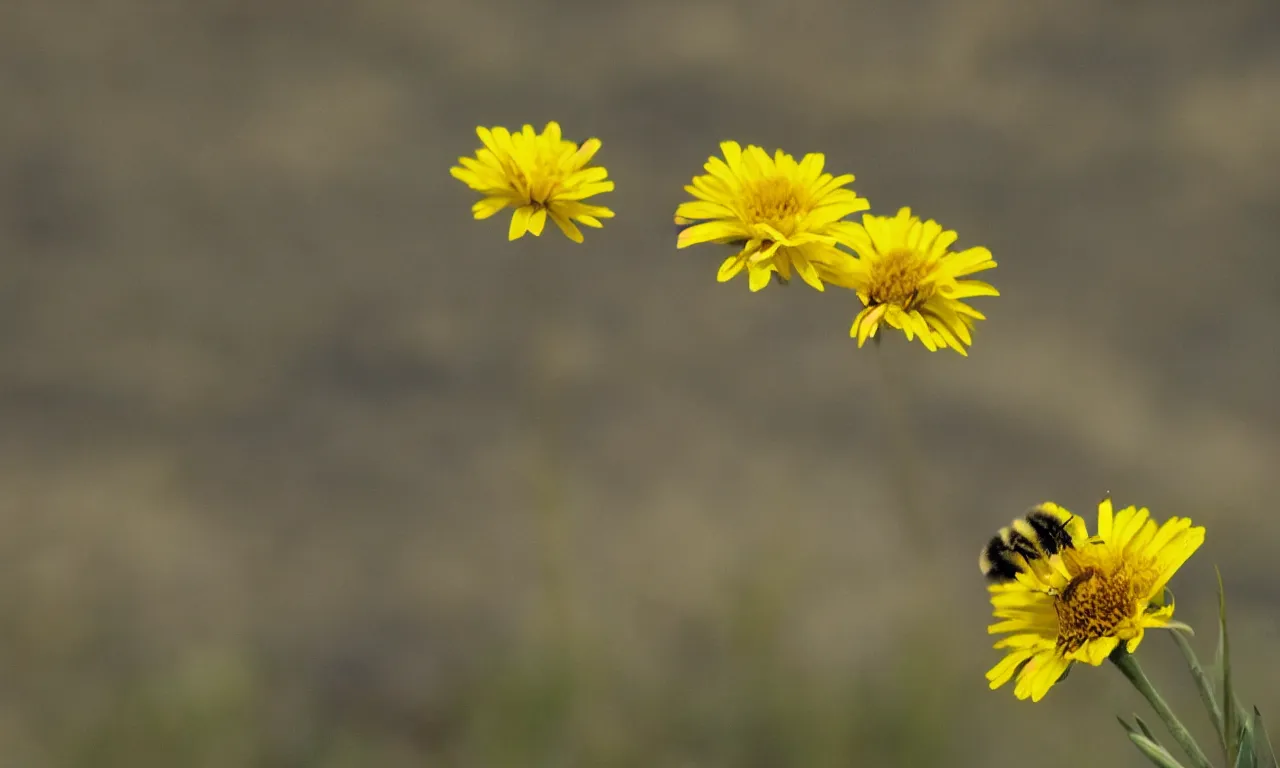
[979,505,1076,583]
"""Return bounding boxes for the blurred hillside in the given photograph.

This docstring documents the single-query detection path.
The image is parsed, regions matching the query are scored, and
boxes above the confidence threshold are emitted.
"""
[2,1,1279,766]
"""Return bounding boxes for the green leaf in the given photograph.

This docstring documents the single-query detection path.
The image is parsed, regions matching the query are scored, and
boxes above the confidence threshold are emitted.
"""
[1236,716,1257,768]
[1255,708,1277,768]
[1220,566,1239,766]
[1171,628,1226,753]
[1119,716,1140,737]
[1120,714,1166,749]
[1129,732,1192,768]
[1218,567,1255,766]
[1135,714,1160,743]
[1111,647,1215,768]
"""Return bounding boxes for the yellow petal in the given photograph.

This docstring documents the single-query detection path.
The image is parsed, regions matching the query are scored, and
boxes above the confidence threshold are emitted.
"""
[675,201,733,220]
[527,206,547,236]
[1097,498,1115,540]
[571,137,601,167]
[476,125,501,157]
[548,210,584,243]
[1124,519,1158,558]
[1113,506,1150,549]
[558,181,614,201]
[1027,654,1071,702]
[791,251,824,291]
[471,197,510,220]
[718,141,743,171]
[747,266,772,292]
[987,649,1035,689]
[508,205,534,240]
[948,246,997,274]
[1147,517,1193,554]
[946,280,1000,299]
[988,617,1058,635]
[748,240,783,265]
[1152,527,1205,587]
[677,221,746,248]
[993,633,1055,650]
[854,305,886,346]
[566,166,609,185]
[717,255,745,282]
[1076,635,1119,666]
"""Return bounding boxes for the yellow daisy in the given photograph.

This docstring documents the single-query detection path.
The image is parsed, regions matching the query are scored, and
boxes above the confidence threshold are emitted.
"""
[450,122,614,243]
[986,499,1204,702]
[674,141,869,292]
[836,207,997,355]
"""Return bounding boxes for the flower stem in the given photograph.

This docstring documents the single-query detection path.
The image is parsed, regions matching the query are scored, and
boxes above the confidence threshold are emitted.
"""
[1110,649,1214,768]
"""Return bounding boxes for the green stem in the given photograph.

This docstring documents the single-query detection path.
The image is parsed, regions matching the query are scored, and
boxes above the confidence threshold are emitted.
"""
[1111,649,1214,768]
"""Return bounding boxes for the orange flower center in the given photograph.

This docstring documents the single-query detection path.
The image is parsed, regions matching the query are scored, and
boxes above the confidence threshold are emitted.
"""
[867,248,934,309]
[1053,563,1150,653]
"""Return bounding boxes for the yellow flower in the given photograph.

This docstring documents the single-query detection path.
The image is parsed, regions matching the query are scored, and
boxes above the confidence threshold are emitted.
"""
[986,499,1204,702]
[837,208,997,355]
[450,122,614,243]
[674,141,869,292]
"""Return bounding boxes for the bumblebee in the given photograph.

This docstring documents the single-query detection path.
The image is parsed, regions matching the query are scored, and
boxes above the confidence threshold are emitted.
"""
[1023,507,1074,556]
[979,504,1077,583]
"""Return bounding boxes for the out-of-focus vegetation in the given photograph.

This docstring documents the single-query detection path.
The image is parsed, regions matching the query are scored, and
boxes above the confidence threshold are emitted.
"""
[3,1,1280,766]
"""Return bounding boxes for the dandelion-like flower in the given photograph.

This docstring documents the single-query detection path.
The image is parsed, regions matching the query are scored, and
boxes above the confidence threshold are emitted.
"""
[986,499,1204,702]
[837,207,997,355]
[450,122,614,243]
[674,141,869,292]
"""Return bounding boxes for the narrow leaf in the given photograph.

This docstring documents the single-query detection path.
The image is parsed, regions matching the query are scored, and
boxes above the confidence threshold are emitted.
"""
[1236,718,1257,768]
[1171,628,1226,753]
[1220,566,1239,766]
[1135,714,1160,743]
[1130,732,1192,768]
[1254,708,1277,768]
[1119,715,1141,737]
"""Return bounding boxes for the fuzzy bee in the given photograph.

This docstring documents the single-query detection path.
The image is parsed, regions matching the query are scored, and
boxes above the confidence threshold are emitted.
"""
[979,504,1077,583]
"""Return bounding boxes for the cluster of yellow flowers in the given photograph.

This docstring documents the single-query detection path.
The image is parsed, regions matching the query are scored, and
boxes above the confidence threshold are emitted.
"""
[451,122,997,356]
[452,122,1271,768]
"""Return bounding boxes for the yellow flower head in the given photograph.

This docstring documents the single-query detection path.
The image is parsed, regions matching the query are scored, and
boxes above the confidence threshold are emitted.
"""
[450,122,614,243]
[838,208,997,356]
[986,499,1205,702]
[674,141,869,292]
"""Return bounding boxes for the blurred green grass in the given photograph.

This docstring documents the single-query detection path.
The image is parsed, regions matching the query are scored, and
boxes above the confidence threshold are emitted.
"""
[4,603,969,767]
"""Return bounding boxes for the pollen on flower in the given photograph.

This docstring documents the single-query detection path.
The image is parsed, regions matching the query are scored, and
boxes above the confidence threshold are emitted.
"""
[744,177,807,226]
[1054,568,1128,653]
[866,248,935,309]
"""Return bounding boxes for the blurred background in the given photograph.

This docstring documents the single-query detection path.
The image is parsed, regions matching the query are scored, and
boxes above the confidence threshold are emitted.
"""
[3,1,1280,766]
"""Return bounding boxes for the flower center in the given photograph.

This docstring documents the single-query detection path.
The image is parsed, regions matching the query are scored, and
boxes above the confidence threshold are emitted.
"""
[743,177,809,233]
[502,156,565,207]
[867,248,934,309]
[1053,564,1147,653]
